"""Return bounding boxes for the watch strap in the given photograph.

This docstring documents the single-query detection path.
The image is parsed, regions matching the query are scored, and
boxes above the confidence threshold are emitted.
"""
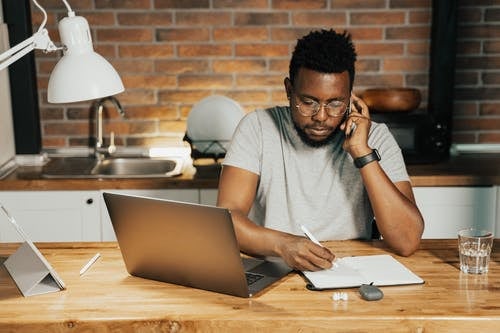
[354,149,381,168]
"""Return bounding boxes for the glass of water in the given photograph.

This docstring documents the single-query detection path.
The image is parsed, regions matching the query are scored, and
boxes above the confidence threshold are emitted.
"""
[458,228,494,274]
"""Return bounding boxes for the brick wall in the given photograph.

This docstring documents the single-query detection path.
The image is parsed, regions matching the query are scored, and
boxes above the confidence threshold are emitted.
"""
[31,0,500,150]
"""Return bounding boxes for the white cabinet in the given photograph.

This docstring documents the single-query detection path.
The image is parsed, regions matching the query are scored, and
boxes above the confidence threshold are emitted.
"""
[0,190,101,242]
[199,189,218,205]
[99,189,199,241]
[414,187,497,239]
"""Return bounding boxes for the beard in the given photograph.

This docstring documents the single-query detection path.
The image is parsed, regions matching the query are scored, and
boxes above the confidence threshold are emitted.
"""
[292,121,341,148]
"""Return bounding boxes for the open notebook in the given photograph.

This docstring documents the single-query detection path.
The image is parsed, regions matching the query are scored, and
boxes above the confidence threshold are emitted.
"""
[303,254,424,290]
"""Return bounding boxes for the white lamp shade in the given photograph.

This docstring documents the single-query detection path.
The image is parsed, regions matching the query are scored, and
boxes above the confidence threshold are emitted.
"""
[47,15,124,103]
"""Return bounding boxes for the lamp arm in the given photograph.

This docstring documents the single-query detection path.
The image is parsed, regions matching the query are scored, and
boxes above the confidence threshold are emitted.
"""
[0,29,58,71]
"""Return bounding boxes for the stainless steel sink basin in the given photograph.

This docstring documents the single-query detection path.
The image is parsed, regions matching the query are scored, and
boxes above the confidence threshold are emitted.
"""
[41,156,183,178]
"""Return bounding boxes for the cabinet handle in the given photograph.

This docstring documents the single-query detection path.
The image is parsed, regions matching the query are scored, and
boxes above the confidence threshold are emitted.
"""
[86,198,94,205]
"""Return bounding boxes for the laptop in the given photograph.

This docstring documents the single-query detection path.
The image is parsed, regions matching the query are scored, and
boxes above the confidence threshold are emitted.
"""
[103,192,292,298]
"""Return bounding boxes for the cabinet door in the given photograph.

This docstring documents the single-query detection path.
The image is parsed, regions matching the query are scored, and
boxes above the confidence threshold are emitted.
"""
[99,189,199,241]
[199,189,218,205]
[0,191,101,242]
[414,187,497,239]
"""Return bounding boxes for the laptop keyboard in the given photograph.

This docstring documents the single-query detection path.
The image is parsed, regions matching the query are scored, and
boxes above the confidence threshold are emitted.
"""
[245,272,264,285]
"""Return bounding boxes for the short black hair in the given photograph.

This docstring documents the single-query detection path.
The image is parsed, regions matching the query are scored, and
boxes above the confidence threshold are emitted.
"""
[289,29,357,90]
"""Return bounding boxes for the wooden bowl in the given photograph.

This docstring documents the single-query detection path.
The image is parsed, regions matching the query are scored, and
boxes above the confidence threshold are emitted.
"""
[361,88,421,112]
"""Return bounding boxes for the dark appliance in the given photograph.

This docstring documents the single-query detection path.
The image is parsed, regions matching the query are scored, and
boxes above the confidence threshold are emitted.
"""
[372,0,456,164]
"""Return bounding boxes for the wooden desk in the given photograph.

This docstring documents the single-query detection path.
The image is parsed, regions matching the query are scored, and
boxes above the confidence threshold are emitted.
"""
[1,240,499,332]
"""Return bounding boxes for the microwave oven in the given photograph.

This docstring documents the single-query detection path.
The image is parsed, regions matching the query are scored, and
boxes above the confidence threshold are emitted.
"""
[371,112,450,165]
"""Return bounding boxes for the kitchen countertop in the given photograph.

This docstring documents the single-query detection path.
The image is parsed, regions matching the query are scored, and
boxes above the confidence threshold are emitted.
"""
[0,154,499,191]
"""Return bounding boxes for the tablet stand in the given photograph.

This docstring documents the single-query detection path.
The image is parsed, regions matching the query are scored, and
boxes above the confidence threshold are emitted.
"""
[4,241,65,297]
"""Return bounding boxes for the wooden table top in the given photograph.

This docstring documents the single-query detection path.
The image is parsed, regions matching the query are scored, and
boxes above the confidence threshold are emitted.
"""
[1,154,499,190]
[1,239,499,332]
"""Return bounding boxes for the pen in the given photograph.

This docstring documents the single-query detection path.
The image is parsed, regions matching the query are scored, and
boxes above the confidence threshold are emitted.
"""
[300,224,322,246]
[80,253,101,275]
[300,225,338,268]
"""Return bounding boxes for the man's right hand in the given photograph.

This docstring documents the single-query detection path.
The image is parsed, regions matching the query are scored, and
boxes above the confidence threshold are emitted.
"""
[275,234,335,271]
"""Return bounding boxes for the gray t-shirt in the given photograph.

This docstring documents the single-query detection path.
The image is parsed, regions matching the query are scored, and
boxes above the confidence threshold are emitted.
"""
[222,106,409,241]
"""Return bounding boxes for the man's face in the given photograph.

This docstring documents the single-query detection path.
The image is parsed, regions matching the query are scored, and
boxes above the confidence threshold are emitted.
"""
[285,68,351,147]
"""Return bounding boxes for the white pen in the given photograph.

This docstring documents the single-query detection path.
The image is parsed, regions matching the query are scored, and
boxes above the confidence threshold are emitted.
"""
[79,253,101,276]
[300,224,338,268]
[300,224,322,246]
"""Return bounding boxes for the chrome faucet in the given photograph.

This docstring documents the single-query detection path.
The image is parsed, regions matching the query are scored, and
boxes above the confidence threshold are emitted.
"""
[93,96,125,160]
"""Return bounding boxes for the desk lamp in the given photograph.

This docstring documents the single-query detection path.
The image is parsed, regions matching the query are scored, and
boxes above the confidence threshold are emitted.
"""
[0,0,124,103]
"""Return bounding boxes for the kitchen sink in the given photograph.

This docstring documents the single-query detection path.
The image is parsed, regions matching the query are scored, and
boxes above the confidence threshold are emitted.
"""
[41,156,183,178]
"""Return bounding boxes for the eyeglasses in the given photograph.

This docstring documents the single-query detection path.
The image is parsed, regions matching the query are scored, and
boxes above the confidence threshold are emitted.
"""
[294,96,349,118]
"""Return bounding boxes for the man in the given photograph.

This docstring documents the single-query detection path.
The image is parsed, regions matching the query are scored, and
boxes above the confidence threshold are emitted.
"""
[217,29,424,272]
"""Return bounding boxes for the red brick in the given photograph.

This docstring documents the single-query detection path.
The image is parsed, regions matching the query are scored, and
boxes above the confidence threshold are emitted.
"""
[349,27,384,40]
[273,0,326,10]
[356,59,381,72]
[118,90,157,105]
[125,105,179,119]
[40,108,64,120]
[236,44,290,57]
[119,45,174,58]
[454,71,479,85]
[178,75,233,89]
[213,60,266,73]
[390,0,431,9]
[351,12,405,25]
[118,13,173,26]
[356,42,405,56]
[122,75,177,89]
[236,74,284,88]
[97,28,153,42]
[292,12,346,26]
[158,120,189,132]
[214,0,269,9]
[44,122,89,135]
[478,133,500,143]
[178,44,233,57]
[154,0,210,9]
[481,103,500,116]
[38,0,92,10]
[95,0,151,9]
[78,12,116,26]
[354,74,404,87]
[159,90,211,103]
[458,25,500,39]
[407,41,430,55]
[453,118,500,131]
[235,12,289,25]
[67,107,91,120]
[112,60,155,73]
[451,132,476,144]
[176,12,231,26]
[43,137,67,148]
[386,26,430,40]
[157,28,210,42]
[214,27,268,42]
[155,60,210,74]
[221,91,269,104]
[484,41,500,53]
[409,10,431,24]
[383,57,428,71]
[330,0,386,9]
[269,59,289,73]
[453,102,479,117]
[458,8,482,23]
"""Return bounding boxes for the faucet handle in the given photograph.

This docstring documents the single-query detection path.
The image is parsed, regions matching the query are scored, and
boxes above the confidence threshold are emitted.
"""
[108,131,116,155]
